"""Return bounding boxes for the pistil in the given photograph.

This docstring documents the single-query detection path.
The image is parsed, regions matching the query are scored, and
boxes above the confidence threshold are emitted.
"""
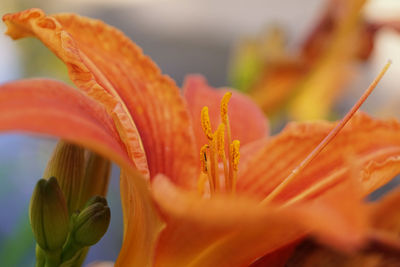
[260,60,392,205]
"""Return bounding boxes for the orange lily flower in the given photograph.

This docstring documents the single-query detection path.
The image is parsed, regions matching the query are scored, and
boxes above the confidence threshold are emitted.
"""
[3,8,400,267]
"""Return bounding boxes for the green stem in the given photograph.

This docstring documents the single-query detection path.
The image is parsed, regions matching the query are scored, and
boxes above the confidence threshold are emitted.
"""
[61,236,83,263]
[35,245,45,267]
[44,249,62,267]
[71,247,89,267]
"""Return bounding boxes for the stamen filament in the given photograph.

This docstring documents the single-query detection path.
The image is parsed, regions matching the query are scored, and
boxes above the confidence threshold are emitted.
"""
[216,124,229,191]
[197,173,209,196]
[200,144,209,173]
[260,60,392,205]
[221,93,234,190]
[206,160,215,194]
[209,137,220,191]
[199,144,214,193]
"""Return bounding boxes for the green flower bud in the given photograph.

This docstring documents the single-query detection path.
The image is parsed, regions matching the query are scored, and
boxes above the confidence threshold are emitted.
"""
[29,177,69,251]
[73,196,110,246]
[44,141,85,214]
[82,196,108,209]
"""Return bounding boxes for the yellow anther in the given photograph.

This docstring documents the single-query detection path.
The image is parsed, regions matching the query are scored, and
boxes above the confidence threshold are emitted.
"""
[221,92,232,125]
[215,124,226,158]
[201,106,213,140]
[230,140,240,171]
[200,144,209,173]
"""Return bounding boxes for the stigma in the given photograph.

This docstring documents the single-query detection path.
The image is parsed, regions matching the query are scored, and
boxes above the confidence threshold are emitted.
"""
[198,92,240,195]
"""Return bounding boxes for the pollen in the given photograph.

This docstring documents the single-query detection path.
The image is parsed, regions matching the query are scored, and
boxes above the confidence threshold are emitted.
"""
[198,91,240,195]
[221,92,232,125]
[216,124,226,159]
[230,140,240,171]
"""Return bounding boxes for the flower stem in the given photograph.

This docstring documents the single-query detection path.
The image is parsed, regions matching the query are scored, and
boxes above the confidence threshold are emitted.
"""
[61,235,83,263]
[44,248,61,267]
[35,245,45,267]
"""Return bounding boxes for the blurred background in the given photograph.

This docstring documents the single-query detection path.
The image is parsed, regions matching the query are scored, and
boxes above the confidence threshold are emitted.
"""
[0,0,399,265]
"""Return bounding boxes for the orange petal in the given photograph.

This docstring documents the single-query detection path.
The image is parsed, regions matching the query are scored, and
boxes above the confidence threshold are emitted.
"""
[369,186,400,236]
[0,79,162,266]
[238,113,400,202]
[3,9,198,187]
[151,175,366,267]
[240,137,270,168]
[0,79,131,168]
[116,171,164,267]
[249,242,300,267]
[183,75,269,153]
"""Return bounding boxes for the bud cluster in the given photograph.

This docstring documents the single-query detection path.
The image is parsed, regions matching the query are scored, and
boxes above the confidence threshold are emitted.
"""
[29,141,111,267]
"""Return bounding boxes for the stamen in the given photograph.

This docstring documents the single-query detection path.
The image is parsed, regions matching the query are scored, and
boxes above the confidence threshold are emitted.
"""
[221,92,232,125]
[260,60,392,205]
[201,106,213,140]
[230,140,240,193]
[198,91,241,194]
[199,144,214,193]
[200,144,209,173]
[221,92,235,191]
[216,123,229,190]
[209,136,220,191]
[216,124,226,159]
[200,106,219,192]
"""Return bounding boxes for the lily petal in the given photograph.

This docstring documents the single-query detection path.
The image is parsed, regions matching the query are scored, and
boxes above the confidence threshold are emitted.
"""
[116,171,164,267]
[369,186,400,236]
[183,75,269,153]
[152,174,366,267]
[3,8,198,187]
[0,79,130,168]
[249,242,300,267]
[238,113,400,201]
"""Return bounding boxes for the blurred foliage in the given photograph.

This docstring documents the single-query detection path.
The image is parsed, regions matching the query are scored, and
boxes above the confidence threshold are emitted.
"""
[17,38,71,83]
[0,212,35,267]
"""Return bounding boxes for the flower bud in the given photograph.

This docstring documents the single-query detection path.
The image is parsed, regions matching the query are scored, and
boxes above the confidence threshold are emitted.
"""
[72,196,111,246]
[43,141,85,214]
[29,177,69,251]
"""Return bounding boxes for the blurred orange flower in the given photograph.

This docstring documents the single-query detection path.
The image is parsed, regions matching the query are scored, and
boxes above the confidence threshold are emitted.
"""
[2,8,400,267]
[230,0,400,121]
